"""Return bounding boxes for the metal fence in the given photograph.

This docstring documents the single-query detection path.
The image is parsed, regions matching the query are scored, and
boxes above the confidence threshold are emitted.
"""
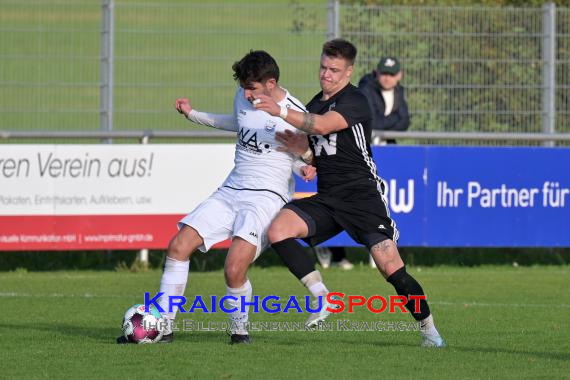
[341,3,569,139]
[557,7,570,134]
[0,0,568,145]
[0,0,328,140]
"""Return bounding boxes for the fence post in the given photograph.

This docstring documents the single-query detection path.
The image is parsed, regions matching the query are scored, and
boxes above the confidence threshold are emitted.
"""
[137,133,151,268]
[542,2,556,147]
[327,0,340,40]
[101,0,114,144]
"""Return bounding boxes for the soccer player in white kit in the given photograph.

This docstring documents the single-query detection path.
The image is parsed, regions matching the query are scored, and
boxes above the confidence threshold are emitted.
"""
[131,51,317,345]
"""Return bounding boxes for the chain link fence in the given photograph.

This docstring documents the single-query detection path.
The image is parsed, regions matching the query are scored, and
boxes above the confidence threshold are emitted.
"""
[0,0,327,141]
[0,0,101,134]
[0,0,568,144]
[557,7,570,134]
[342,4,569,139]
[111,1,327,135]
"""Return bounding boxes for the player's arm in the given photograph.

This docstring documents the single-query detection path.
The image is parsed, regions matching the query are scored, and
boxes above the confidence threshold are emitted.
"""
[253,95,348,135]
[292,158,317,182]
[175,98,237,132]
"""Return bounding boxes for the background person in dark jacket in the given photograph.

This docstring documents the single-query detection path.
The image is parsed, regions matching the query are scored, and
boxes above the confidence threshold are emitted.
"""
[358,56,410,145]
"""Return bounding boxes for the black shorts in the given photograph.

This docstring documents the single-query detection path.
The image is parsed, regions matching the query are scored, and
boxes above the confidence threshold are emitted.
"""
[284,193,399,249]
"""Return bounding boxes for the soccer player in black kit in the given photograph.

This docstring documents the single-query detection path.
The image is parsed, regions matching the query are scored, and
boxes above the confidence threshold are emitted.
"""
[253,39,445,347]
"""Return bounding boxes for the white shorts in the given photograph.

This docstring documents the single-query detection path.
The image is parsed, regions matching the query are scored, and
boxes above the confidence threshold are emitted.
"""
[178,187,286,260]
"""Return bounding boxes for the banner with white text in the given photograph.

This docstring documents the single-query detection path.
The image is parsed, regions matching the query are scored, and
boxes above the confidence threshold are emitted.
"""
[295,146,570,247]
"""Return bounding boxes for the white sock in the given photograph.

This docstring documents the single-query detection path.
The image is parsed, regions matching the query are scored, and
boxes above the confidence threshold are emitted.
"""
[308,282,329,298]
[226,279,252,335]
[158,257,190,334]
[420,314,441,337]
[301,270,329,297]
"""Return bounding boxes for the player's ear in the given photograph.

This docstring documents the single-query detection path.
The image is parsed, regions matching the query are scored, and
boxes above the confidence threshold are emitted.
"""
[265,78,277,91]
[345,64,353,79]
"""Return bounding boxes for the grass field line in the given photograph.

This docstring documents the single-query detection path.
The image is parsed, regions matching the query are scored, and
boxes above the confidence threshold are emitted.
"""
[430,300,570,308]
[1,291,569,309]
[0,291,123,298]
[0,274,104,280]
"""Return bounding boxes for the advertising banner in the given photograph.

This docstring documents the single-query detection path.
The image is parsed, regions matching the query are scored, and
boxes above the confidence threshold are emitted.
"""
[0,144,234,250]
[1,145,568,249]
[296,146,570,247]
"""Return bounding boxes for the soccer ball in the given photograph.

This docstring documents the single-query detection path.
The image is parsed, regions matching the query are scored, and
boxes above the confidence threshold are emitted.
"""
[121,304,166,344]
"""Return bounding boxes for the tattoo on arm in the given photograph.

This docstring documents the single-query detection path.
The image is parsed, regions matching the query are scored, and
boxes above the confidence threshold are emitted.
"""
[299,113,316,134]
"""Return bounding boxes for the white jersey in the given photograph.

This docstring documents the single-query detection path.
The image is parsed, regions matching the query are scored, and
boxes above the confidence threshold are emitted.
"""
[220,87,307,203]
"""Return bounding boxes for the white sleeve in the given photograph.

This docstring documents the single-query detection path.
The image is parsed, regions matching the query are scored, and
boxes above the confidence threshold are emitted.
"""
[186,109,237,132]
[291,156,307,177]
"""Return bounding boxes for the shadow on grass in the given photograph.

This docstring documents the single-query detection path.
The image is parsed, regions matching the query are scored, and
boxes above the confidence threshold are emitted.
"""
[449,345,570,362]
[3,322,569,361]
[0,322,235,345]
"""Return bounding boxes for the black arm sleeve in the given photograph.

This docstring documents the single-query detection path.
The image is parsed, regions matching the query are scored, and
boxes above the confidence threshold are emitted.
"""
[332,89,372,128]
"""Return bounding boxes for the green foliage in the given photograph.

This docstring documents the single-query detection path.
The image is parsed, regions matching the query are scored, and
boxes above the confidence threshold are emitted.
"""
[342,4,558,133]
[1,247,569,272]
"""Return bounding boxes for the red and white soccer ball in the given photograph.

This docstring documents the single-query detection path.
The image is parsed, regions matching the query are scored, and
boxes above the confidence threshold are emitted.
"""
[121,304,165,344]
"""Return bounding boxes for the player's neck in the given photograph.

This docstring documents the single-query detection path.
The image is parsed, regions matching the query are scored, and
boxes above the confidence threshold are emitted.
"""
[270,86,287,103]
[321,81,349,101]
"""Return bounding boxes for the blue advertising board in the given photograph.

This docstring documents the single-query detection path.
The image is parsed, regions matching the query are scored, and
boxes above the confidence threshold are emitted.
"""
[294,146,570,247]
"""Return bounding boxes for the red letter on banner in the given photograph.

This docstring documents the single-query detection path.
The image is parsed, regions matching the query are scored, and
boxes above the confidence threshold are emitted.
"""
[389,295,408,313]
[408,295,426,314]
[326,292,345,313]
[348,295,366,313]
[366,295,387,313]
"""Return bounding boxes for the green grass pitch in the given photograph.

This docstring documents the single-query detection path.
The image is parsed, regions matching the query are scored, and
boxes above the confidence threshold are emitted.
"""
[1,265,568,379]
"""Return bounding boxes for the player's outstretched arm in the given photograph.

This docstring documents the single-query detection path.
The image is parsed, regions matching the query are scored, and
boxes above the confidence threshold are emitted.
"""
[292,159,316,182]
[175,97,237,132]
[252,94,347,135]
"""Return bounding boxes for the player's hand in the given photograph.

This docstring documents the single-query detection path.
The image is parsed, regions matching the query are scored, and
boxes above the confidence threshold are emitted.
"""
[252,94,280,116]
[175,98,192,117]
[276,130,309,156]
[300,165,317,182]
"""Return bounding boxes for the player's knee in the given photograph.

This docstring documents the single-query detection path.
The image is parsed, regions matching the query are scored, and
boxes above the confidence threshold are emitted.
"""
[167,234,194,261]
[267,221,291,244]
[370,239,404,277]
[224,263,247,287]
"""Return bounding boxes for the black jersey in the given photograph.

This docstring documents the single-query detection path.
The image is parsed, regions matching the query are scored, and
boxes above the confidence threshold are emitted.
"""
[306,83,383,198]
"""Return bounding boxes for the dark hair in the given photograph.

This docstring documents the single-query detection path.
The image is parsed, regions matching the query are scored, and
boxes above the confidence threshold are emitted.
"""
[232,50,280,86]
[321,39,357,65]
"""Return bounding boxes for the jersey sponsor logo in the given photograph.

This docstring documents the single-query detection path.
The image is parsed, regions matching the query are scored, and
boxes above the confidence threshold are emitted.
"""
[237,127,273,154]
[249,231,258,238]
[264,120,276,132]
[237,128,262,153]
[311,134,337,157]
[378,224,386,229]
[239,110,247,115]
[328,102,336,112]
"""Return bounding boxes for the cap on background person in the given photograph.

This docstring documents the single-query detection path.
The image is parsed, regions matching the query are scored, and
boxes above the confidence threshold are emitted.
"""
[377,56,400,75]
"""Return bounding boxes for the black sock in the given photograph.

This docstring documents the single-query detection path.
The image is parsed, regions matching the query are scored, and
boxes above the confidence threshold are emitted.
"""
[272,238,315,280]
[386,266,431,321]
